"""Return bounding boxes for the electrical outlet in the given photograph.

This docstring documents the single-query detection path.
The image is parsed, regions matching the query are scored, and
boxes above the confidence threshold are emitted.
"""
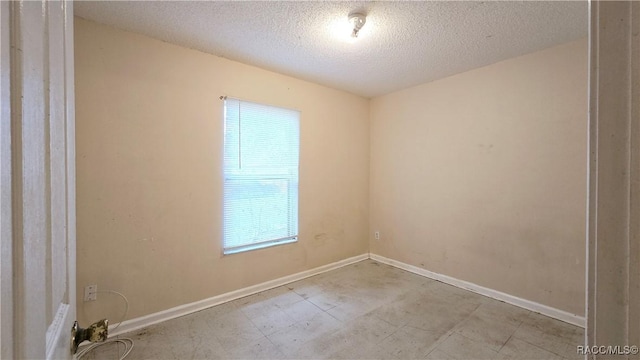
[374,231,380,240]
[84,284,97,302]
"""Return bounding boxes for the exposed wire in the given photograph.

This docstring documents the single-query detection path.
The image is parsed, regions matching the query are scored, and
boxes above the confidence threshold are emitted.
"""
[77,290,134,360]
[99,290,129,332]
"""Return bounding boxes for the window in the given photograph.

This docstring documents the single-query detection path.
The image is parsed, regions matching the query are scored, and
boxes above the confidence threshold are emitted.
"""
[223,98,300,254]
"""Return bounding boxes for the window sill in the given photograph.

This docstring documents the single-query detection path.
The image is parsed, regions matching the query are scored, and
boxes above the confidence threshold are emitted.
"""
[223,237,297,255]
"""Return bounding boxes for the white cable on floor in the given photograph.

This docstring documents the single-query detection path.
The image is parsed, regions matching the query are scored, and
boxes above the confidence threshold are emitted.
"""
[76,290,135,360]
[76,338,134,360]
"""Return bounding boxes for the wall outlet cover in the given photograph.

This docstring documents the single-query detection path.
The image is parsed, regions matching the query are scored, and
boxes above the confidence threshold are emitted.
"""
[84,284,98,302]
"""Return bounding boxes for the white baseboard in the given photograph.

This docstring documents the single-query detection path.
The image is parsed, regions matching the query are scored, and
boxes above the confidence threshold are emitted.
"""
[108,253,369,337]
[369,253,586,328]
[108,252,584,337]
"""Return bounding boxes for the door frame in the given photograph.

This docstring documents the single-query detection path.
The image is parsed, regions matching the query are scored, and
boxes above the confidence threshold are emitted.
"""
[586,0,639,355]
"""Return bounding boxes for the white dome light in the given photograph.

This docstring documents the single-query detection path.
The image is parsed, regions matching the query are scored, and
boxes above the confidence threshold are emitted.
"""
[349,13,367,38]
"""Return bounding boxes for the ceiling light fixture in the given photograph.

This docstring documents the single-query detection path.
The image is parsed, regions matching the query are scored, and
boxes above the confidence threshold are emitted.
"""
[349,13,366,38]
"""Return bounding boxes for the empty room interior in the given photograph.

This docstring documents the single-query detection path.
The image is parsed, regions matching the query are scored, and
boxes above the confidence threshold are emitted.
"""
[72,1,595,359]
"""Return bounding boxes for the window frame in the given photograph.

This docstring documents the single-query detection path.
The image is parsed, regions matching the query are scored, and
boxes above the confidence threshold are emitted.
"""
[221,97,300,255]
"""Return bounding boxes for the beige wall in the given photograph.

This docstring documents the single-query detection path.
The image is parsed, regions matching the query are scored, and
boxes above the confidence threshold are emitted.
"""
[75,18,370,325]
[76,15,588,324]
[369,39,588,316]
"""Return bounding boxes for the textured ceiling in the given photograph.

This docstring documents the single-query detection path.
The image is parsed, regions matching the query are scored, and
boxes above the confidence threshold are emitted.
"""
[74,1,588,98]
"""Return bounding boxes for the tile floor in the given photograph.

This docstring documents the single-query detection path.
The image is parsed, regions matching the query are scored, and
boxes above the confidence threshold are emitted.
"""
[83,260,584,359]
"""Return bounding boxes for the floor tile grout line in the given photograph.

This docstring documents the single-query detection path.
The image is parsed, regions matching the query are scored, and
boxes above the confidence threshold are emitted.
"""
[452,331,501,355]
[495,318,526,354]
[448,300,484,334]
[422,330,458,359]
[303,297,329,314]
[263,329,287,359]
[510,327,576,359]
[419,300,485,358]
[498,333,516,354]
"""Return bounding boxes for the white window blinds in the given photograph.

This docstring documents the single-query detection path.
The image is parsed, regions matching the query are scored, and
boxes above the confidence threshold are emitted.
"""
[223,98,300,254]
